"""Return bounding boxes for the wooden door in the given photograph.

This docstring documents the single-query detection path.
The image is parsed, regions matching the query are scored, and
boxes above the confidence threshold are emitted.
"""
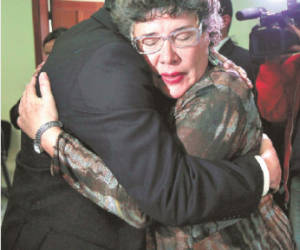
[32,0,103,65]
[52,0,104,29]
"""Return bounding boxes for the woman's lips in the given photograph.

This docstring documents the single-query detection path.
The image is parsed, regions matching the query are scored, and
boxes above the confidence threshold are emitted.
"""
[161,72,185,84]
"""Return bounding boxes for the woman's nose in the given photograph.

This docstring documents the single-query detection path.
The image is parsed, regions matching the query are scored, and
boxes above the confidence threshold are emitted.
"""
[159,40,180,65]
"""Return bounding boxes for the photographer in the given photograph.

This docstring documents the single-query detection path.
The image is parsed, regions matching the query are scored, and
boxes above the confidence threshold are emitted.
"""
[256,23,300,249]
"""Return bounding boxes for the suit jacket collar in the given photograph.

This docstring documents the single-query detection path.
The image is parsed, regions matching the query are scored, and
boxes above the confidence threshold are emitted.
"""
[219,38,235,56]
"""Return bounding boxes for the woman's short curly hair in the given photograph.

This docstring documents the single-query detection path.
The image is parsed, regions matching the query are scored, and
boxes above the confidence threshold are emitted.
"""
[111,0,223,47]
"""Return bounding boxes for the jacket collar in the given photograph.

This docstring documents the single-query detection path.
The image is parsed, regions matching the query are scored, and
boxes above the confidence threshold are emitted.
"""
[219,38,235,55]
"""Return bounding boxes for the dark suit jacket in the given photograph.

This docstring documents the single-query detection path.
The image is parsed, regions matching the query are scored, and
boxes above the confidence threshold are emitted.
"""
[2,8,264,250]
[219,38,258,86]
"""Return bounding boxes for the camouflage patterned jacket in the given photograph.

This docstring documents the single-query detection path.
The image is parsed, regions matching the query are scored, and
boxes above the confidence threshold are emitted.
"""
[51,64,262,249]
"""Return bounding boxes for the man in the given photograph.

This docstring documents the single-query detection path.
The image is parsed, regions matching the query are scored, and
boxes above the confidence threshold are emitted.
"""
[2,1,280,249]
[216,0,258,84]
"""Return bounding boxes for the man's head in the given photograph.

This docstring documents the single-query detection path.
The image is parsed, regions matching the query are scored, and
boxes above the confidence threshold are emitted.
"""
[219,0,233,39]
[43,27,68,55]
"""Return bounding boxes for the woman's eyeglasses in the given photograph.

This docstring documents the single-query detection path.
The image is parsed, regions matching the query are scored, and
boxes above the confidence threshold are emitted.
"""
[132,23,203,55]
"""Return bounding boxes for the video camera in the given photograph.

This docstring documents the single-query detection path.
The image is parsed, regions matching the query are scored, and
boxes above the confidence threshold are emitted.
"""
[236,0,300,62]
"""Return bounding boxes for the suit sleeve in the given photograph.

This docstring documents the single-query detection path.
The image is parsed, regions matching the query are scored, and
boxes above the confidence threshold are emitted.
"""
[53,42,264,226]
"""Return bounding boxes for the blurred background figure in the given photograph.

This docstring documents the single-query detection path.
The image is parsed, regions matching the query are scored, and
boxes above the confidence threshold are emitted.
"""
[215,0,258,84]
[256,23,300,249]
[42,27,68,56]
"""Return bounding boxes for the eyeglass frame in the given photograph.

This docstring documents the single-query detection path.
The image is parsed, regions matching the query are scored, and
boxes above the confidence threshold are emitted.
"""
[131,22,203,55]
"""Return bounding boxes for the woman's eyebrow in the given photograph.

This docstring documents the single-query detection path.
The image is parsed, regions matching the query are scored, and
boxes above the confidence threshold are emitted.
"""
[138,32,159,37]
[172,25,195,32]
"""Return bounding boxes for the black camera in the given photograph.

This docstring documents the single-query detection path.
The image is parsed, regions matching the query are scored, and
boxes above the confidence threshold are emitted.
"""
[236,0,300,61]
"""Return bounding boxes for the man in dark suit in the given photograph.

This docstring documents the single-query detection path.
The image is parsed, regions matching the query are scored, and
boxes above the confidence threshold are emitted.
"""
[217,0,258,84]
[2,1,279,249]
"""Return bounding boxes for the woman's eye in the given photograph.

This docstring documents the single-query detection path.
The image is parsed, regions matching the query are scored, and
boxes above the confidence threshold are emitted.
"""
[175,31,195,41]
[142,37,160,46]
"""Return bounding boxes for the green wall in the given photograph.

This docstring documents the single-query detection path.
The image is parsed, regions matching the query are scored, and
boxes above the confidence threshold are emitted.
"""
[1,0,35,176]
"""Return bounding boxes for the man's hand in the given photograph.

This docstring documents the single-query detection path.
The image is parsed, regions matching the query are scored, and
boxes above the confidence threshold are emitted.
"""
[260,134,282,191]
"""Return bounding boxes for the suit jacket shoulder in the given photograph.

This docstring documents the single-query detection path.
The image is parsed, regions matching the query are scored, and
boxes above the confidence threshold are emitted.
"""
[219,38,258,84]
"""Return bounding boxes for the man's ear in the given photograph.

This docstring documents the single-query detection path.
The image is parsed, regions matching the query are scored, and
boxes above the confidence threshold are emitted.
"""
[222,14,232,30]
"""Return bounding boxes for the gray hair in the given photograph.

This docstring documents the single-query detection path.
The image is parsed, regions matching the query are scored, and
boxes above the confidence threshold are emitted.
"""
[111,0,223,47]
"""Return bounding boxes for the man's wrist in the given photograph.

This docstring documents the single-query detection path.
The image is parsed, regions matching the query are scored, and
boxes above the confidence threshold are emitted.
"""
[255,155,270,196]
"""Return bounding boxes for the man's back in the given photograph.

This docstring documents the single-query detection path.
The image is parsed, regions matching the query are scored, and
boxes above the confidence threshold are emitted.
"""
[2,8,147,250]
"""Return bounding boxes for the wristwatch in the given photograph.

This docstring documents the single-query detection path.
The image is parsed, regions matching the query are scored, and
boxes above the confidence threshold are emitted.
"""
[33,121,63,154]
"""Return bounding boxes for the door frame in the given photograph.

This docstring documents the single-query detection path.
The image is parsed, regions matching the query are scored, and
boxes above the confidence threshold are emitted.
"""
[32,0,104,66]
[32,0,50,66]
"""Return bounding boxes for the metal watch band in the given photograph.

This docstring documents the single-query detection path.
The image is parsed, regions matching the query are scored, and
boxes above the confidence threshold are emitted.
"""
[33,121,63,154]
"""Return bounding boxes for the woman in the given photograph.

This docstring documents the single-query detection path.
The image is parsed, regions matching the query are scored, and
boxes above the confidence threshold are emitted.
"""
[18,0,294,249]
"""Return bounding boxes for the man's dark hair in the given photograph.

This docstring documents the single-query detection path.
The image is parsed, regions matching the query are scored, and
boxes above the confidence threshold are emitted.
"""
[219,0,232,17]
[43,27,68,47]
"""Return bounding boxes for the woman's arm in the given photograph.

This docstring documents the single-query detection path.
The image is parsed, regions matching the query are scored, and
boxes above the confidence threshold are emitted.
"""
[52,131,149,228]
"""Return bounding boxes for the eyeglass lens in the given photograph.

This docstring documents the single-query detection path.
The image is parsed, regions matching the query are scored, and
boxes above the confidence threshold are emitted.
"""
[135,27,201,54]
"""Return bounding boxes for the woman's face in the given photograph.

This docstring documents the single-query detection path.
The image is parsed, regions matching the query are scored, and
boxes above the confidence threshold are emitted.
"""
[133,12,210,99]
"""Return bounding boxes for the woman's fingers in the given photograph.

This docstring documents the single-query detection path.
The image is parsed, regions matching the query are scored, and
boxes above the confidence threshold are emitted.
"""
[33,61,46,77]
[260,133,282,190]
[39,72,53,102]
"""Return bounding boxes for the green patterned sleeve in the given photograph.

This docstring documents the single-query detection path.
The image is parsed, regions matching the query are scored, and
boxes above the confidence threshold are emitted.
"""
[51,132,150,229]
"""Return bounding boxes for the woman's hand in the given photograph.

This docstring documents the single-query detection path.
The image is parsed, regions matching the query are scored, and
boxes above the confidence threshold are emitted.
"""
[33,61,46,77]
[18,72,61,156]
[259,134,281,191]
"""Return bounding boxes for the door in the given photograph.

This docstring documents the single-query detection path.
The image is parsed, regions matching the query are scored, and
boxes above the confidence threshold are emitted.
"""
[32,0,104,65]
[52,0,104,29]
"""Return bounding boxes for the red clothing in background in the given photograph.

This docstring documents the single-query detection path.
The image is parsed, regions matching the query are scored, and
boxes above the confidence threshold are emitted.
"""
[256,54,300,201]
